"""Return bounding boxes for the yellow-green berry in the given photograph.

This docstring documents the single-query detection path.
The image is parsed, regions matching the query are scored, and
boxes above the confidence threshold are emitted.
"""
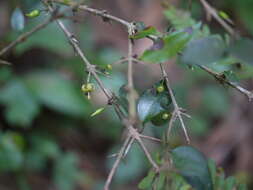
[106,64,113,70]
[26,10,40,18]
[162,113,170,120]
[81,83,94,93]
[157,85,165,93]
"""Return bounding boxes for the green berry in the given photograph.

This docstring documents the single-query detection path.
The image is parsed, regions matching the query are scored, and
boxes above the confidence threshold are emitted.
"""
[162,113,170,120]
[81,83,94,93]
[157,85,165,93]
[106,64,112,70]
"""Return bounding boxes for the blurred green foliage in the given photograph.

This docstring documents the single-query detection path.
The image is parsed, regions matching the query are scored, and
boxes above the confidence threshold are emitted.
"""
[0,0,253,189]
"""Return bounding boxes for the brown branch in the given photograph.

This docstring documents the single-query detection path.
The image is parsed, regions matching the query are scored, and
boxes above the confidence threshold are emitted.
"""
[104,135,132,190]
[160,63,191,144]
[139,134,162,143]
[41,2,159,189]
[0,60,11,65]
[199,0,236,36]
[199,65,253,101]
[51,0,132,29]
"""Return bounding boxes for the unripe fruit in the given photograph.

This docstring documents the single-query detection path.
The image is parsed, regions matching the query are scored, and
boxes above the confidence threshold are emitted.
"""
[106,64,112,70]
[81,83,94,93]
[157,85,165,93]
[26,10,40,18]
[162,113,170,120]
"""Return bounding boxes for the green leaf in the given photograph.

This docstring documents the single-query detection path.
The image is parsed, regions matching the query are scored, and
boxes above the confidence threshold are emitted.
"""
[0,79,40,127]
[140,31,191,63]
[53,153,82,190]
[219,11,230,20]
[130,26,159,39]
[0,133,24,172]
[138,170,156,189]
[224,177,236,190]
[222,70,239,83]
[207,159,216,186]
[90,107,105,117]
[164,7,196,30]
[11,7,25,31]
[181,36,225,66]
[118,84,128,112]
[238,184,247,190]
[137,81,172,126]
[24,71,89,117]
[171,146,213,190]
[228,38,253,65]
[156,172,166,190]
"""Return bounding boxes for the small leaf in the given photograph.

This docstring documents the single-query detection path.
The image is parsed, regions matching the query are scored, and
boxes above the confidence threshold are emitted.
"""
[138,170,156,189]
[90,107,105,117]
[26,10,40,18]
[137,81,172,126]
[171,146,213,190]
[222,70,239,83]
[224,177,236,190]
[181,35,225,66]
[118,84,128,112]
[156,172,166,190]
[11,7,25,31]
[140,31,191,63]
[219,11,230,20]
[207,159,216,186]
[130,26,159,39]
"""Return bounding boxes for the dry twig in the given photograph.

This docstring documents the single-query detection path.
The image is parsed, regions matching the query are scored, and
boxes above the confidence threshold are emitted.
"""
[160,63,191,144]
[199,65,253,101]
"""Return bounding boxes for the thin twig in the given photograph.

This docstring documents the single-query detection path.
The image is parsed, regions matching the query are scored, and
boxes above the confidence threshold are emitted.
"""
[0,15,60,57]
[51,0,132,29]
[42,2,159,189]
[126,124,159,171]
[139,134,162,143]
[199,0,236,36]
[199,65,253,101]
[104,135,132,190]
[0,60,11,65]
[167,110,178,140]
[45,2,113,101]
[127,38,136,121]
[160,63,190,144]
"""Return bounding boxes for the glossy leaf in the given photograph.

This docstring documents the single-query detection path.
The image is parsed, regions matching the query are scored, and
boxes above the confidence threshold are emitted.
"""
[171,146,213,190]
[11,7,25,31]
[181,35,225,66]
[140,31,191,63]
[137,81,172,126]
[130,26,159,39]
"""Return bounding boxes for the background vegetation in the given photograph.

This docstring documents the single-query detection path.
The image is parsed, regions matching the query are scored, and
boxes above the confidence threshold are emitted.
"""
[0,0,253,189]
